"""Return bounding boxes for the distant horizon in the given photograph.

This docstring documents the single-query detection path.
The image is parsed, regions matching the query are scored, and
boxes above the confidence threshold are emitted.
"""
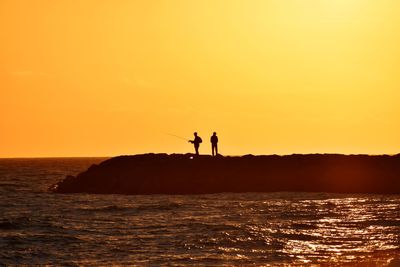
[1,151,399,159]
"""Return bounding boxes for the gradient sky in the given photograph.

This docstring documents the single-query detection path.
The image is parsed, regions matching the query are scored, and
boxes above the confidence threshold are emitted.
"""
[1,0,400,157]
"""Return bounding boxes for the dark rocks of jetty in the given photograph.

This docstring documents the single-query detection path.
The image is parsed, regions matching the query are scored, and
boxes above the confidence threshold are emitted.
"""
[52,153,400,195]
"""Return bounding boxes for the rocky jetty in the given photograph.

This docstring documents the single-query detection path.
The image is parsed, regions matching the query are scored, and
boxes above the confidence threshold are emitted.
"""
[52,153,400,195]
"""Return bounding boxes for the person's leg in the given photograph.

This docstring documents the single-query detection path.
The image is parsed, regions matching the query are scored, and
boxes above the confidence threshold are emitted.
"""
[215,144,218,155]
[212,145,215,156]
[195,145,199,155]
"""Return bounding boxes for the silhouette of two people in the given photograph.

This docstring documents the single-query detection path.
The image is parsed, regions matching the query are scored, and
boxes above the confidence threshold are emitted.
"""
[189,132,219,156]
[189,132,202,155]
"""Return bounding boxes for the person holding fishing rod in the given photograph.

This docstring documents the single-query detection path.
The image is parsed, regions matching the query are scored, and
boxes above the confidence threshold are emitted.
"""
[163,131,203,155]
[189,132,202,156]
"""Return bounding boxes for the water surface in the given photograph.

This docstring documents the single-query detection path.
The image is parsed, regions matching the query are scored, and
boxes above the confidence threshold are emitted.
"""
[0,158,399,266]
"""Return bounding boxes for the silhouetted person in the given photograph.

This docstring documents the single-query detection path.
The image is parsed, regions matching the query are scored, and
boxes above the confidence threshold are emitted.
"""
[211,132,218,156]
[189,132,202,155]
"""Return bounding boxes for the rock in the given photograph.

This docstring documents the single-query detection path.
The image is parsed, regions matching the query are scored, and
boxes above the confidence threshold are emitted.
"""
[51,153,400,195]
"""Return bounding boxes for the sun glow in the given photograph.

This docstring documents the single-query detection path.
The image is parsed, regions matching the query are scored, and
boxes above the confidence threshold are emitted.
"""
[1,0,400,157]
[319,0,362,16]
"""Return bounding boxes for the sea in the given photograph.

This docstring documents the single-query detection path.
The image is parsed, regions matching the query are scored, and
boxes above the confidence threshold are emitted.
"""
[0,158,399,266]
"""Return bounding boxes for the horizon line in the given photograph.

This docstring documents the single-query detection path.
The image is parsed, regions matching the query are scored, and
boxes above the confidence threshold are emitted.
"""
[1,152,399,159]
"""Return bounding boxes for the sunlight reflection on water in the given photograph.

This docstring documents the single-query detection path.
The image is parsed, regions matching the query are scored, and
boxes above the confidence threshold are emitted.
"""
[0,158,399,266]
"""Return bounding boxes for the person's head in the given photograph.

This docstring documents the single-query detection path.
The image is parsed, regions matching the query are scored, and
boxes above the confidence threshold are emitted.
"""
[194,132,197,136]
[213,132,216,136]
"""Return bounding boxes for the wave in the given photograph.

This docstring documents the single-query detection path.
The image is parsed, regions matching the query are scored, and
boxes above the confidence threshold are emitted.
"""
[76,202,184,213]
[363,219,400,227]
[0,217,31,230]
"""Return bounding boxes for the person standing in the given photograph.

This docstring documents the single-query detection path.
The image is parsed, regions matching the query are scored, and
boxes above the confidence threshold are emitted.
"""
[210,132,218,156]
[189,132,202,155]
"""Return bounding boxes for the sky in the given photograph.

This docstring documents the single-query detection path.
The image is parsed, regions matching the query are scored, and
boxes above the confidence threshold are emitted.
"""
[1,0,400,157]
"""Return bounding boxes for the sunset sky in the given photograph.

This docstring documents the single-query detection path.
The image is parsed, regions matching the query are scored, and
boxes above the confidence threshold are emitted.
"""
[1,0,400,157]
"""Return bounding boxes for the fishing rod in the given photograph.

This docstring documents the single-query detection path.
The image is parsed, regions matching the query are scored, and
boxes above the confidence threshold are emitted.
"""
[163,132,190,142]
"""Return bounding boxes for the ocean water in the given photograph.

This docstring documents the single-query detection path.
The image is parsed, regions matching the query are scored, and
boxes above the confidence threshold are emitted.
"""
[0,158,399,266]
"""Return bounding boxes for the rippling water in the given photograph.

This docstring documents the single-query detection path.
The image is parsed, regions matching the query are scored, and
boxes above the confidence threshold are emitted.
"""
[0,158,399,266]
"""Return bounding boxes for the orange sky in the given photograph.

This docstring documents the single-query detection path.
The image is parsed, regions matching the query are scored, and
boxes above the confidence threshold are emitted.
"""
[1,0,400,157]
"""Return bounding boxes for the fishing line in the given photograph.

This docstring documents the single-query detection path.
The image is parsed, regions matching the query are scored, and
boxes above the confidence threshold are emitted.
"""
[163,132,189,142]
